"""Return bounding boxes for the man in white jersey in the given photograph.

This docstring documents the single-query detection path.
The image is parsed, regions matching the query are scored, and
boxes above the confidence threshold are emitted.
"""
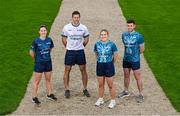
[61,11,90,98]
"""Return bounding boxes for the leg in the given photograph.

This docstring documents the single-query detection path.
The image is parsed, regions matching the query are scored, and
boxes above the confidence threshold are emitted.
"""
[63,65,72,90]
[44,71,52,96]
[106,77,116,99]
[133,69,143,94]
[79,64,88,89]
[97,77,105,98]
[123,68,131,91]
[32,72,42,98]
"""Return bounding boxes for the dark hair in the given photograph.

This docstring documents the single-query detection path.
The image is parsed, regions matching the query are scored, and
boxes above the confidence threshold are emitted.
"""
[72,11,80,17]
[100,29,109,35]
[127,19,136,24]
[39,25,47,31]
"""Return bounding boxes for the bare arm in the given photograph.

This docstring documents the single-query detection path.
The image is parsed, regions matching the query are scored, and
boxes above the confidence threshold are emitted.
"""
[62,37,67,47]
[140,44,145,54]
[113,53,118,63]
[29,50,35,59]
[83,37,89,47]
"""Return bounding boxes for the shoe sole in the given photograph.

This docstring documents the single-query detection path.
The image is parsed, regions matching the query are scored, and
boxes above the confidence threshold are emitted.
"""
[84,94,90,97]
[47,97,57,101]
[32,100,41,105]
[95,102,104,107]
[108,105,116,109]
[118,94,130,98]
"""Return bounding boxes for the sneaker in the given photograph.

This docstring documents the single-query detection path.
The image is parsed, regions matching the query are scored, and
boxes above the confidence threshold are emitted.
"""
[64,90,70,98]
[47,94,57,101]
[32,97,41,105]
[118,90,130,98]
[108,100,116,109]
[83,89,90,97]
[95,98,104,106]
[136,94,144,103]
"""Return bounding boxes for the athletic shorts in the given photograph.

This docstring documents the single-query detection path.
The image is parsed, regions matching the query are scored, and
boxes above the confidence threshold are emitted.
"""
[123,60,140,70]
[96,61,115,77]
[65,50,86,65]
[34,61,52,73]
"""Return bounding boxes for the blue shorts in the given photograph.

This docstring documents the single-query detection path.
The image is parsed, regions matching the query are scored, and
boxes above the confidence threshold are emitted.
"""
[96,61,115,77]
[65,50,86,65]
[34,61,52,73]
[123,60,140,70]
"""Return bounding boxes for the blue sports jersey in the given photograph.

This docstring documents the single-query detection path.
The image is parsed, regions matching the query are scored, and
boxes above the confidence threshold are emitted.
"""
[122,31,144,62]
[31,37,54,62]
[94,40,118,63]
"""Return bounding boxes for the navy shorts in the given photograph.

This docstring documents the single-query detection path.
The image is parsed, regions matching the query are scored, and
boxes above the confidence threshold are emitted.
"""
[96,61,115,77]
[123,60,140,70]
[65,50,86,65]
[34,61,52,73]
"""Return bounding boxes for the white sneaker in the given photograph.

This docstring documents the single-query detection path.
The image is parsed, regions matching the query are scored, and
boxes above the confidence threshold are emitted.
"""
[95,98,104,106]
[108,100,116,109]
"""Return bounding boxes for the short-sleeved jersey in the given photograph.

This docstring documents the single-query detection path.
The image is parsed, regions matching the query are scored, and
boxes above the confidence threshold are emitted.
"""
[61,23,89,50]
[94,40,118,63]
[122,31,144,62]
[31,37,54,62]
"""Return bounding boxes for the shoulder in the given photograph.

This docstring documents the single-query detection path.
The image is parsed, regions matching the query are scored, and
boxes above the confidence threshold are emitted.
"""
[33,38,40,43]
[122,32,128,37]
[134,32,143,37]
[108,40,116,45]
[95,41,101,46]
[46,37,52,41]
[79,24,88,30]
[63,23,72,29]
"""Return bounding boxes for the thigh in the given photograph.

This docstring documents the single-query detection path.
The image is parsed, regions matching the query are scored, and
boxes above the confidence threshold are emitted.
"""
[96,63,104,77]
[97,76,105,86]
[65,50,76,66]
[44,71,52,81]
[106,77,114,87]
[131,61,140,70]
[123,68,131,76]
[79,64,86,71]
[76,50,86,65]
[123,60,131,69]
[44,61,52,72]
[133,69,141,79]
[34,62,45,73]
[34,72,43,82]
[104,62,115,77]
[64,65,72,73]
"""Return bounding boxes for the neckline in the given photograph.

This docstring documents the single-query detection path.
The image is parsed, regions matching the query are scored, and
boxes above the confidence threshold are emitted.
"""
[71,23,80,27]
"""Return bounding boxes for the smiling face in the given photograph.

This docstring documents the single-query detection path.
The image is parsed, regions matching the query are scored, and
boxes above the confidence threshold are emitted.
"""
[100,30,109,41]
[39,27,47,38]
[72,14,80,25]
[127,23,136,32]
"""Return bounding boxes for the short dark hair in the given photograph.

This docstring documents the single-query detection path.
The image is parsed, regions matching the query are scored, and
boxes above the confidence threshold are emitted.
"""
[72,11,80,17]
[39,25,47,30]
[100,29,109,35]
[127,19,136,24]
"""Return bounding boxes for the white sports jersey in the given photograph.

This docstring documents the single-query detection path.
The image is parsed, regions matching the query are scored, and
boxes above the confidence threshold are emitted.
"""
[61,23,89,50]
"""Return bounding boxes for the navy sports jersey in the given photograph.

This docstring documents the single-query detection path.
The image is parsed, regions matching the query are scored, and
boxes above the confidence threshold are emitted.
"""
[122,31,144,62]
[94,40,118,63]
[31,37,54,62]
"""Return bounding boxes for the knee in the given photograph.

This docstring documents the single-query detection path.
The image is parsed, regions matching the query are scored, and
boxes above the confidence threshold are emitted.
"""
[80,67,86,72]
[124,73,130,78]
[99,83,104,89]
[108,85,114,90]
[34,79,40,86]
[45,78,51,82]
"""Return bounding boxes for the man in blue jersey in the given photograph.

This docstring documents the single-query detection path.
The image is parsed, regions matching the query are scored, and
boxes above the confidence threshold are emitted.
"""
[118,20,145,103]
[61,11,90,98]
